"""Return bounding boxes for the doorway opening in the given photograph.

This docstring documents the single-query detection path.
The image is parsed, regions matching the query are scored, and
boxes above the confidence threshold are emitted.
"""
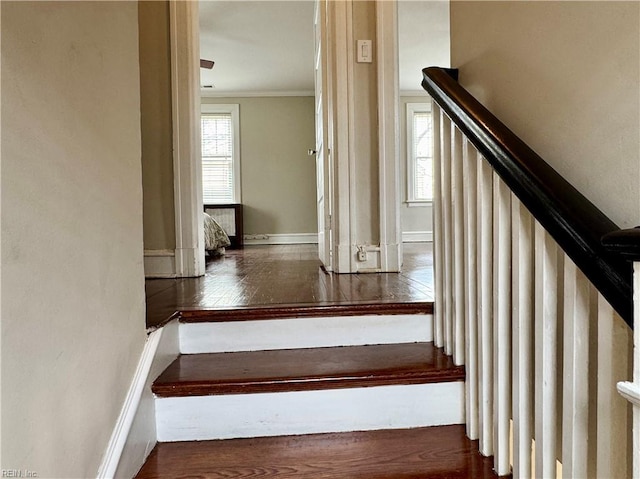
[142,0,450,328]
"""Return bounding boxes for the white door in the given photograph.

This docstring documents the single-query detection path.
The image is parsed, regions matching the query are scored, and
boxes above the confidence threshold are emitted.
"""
[314,0,332,270]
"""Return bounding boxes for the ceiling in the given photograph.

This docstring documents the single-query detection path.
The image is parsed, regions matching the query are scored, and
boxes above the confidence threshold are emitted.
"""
[199,0,450,95]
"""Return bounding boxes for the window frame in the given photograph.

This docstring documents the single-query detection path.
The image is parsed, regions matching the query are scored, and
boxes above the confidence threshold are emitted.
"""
[201,103,241,204]
[405,101,433,206]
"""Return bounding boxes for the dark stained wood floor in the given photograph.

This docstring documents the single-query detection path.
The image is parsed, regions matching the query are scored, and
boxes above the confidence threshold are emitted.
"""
[152,342,464,397]
[135,425,504,479]
[146,244,434,329]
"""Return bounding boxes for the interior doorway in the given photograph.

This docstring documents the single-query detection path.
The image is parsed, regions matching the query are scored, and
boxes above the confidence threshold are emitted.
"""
[194,0,451,274]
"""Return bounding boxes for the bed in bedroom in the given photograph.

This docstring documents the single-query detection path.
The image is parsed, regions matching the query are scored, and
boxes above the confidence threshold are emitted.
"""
[203,211,231,257]
[203,203,243,249]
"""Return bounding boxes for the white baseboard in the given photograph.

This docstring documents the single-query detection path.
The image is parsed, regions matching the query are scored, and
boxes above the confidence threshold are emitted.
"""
[402,231,433,243]
[179,314,433,354]
[144,250,176,278]
[156,381,464,442]
[98,321,180,479]
[243,233,318,245]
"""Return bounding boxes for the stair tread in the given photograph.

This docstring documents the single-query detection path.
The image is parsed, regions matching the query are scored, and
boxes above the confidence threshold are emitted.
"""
[178,301,433,323]
[135,425,505,479]
[153,342,464,397]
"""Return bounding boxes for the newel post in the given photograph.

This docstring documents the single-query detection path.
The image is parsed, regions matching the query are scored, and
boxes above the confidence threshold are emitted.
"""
[602,227,640,478]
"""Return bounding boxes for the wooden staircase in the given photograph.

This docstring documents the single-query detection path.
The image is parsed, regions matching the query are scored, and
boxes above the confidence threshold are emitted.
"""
[133,303,505,478]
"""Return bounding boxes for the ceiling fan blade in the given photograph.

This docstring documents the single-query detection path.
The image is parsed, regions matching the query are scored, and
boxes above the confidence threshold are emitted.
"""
[200,59,215,69]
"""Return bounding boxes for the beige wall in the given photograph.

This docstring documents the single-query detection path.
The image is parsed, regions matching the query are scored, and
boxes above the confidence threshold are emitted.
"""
[139,1,176,251]
[398,0,451,89]
[201,96,318,235]
[400,95,433,235]
[1,2,146,477]
[451,1,640,228]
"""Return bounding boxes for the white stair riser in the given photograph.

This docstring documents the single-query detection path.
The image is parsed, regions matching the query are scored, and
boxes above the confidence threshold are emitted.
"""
[179,314,433,353]
[155,381,464,442]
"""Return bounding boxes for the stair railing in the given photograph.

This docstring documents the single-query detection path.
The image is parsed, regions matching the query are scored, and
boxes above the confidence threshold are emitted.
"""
[422,66,637,478]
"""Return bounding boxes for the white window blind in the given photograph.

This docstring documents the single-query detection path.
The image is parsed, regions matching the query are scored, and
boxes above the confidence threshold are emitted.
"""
[406,102,433,204]
[201,113,234,203]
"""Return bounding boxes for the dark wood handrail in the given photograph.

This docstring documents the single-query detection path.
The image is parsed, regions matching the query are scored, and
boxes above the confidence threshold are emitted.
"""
[422,67,634,327]
[602,227,640,262]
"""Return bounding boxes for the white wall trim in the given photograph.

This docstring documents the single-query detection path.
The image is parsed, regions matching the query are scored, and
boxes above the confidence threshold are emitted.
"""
[329,0,353,273]
[402,231,433,243]
[97,321,180,479]
[156,382,464,442]
[243,233,319,245]
[97,330,162,478]
[406,200,433,208]
[143,250,176,279]
[376,0,402,273]
[143,249,175,257]
[179,313,433,354]
[200,90,314,98]
[345,0,358,274]
[169,0,205,278]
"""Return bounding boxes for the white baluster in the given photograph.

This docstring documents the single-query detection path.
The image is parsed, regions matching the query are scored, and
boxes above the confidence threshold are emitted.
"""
[478,156,494,456]
[452,126,465,366]
[432,103,444,349]
[600,293,634,478]
[534,223,560,478]
[440,112,453,355]
[623,261,640,478]
[561,259,591,478]
[463,138,479,440]
[493,174,512,475]
[635,262,640,479]
[511,198,534,478]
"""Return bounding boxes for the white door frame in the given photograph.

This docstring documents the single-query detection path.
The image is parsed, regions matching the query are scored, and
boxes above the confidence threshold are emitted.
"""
[314,0,333,272]
[328,0,401,273]
[376,0,402,272]
[327,0,354,273]
[169,0,205,277]
[166,0,400,275]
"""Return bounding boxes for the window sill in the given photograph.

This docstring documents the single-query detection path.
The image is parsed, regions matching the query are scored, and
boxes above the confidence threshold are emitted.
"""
[405,200,433,208]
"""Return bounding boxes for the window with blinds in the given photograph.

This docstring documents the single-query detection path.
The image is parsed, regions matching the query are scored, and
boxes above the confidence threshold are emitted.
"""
[406,102,433,204]
[201,104,240,204]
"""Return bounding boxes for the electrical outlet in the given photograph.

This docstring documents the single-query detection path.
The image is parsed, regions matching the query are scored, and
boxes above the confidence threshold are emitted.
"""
[357,249,367,262]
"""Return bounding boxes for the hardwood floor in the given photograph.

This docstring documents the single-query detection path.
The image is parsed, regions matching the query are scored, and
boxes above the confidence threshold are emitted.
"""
[138,244,503,478]
[152,342,464,397]
[135,425,503,479]
[145,243,434,329]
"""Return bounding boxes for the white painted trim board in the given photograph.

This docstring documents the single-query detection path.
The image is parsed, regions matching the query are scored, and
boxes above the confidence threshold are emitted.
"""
[179,313,433,354]
[376,0,402,273]
[98,321,180,479]
[169,0,205,278]
[402,231,433,243]
[241,232,433,245]
[156,381,465,442]
[243,233,318,245]
[144,250,177,279]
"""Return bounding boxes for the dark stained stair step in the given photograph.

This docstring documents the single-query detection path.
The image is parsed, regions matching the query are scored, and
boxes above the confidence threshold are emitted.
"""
[135,425,506,479]
[178,301,433,323]
[152,342,464,397]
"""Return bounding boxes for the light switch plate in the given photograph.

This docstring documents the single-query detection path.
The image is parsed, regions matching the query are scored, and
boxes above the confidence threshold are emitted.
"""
[357,40,372,63]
